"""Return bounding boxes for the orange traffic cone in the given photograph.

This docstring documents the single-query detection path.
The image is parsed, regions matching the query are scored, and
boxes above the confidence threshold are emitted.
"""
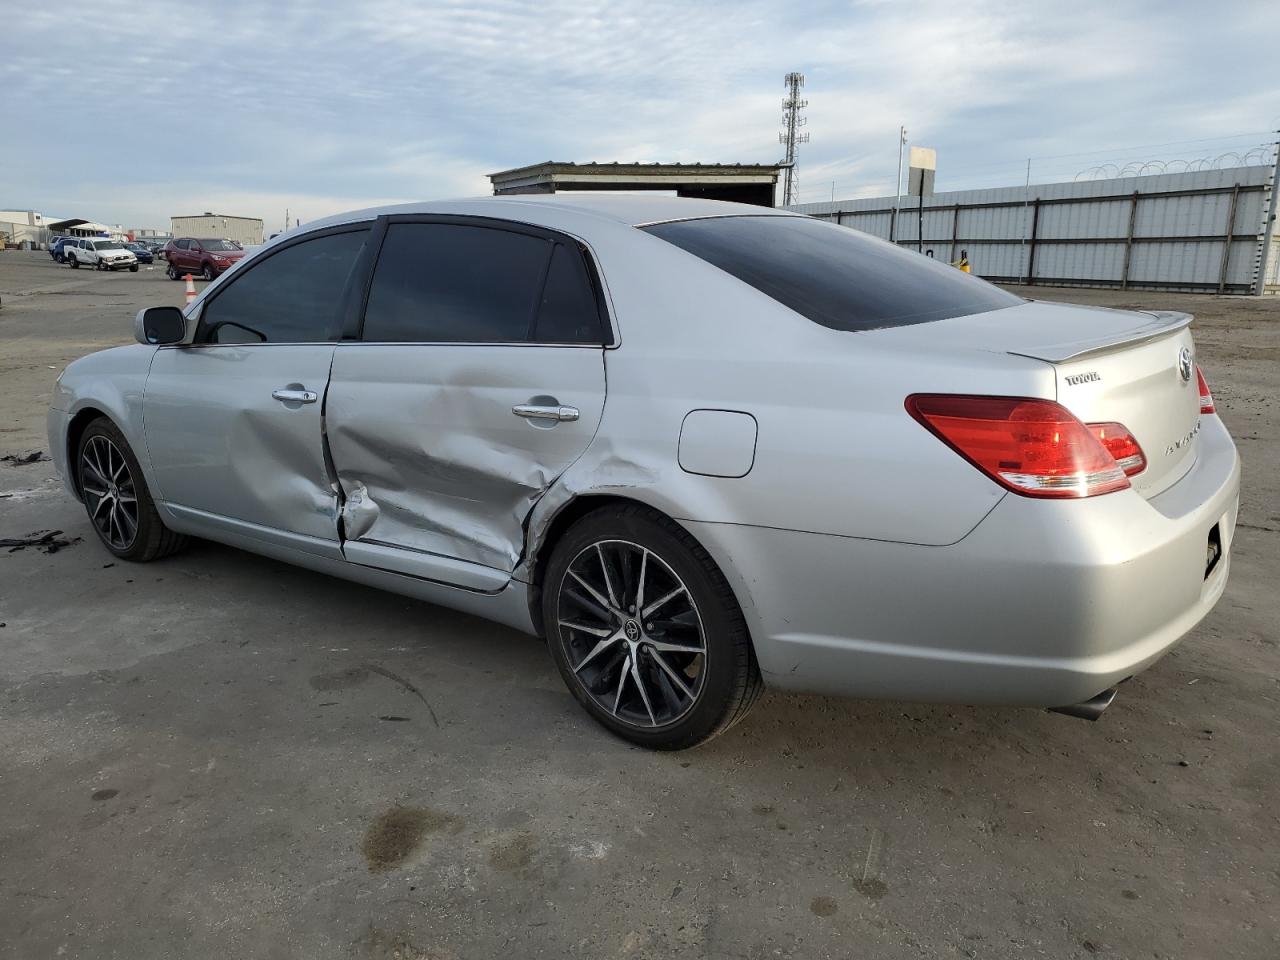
[184,274,196,305]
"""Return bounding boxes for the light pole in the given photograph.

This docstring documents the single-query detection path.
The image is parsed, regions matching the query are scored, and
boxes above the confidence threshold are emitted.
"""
[892,125,907,243]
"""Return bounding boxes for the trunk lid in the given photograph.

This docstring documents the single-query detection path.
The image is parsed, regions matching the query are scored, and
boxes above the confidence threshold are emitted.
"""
[883,299,1204,497]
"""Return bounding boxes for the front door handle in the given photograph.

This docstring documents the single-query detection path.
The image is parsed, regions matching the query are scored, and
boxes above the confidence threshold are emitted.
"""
[272,388,318,404]
[512,403,579,422]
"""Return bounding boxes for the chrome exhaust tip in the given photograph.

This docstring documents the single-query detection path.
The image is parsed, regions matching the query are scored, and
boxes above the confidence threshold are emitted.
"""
[1048,687,1117,721]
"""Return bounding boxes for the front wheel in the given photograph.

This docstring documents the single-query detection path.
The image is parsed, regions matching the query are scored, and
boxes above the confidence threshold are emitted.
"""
[166,263,180,280]
[76,418,187,562]
[543,504,762,750]
[201,263,214,281]
[129,264,138,272]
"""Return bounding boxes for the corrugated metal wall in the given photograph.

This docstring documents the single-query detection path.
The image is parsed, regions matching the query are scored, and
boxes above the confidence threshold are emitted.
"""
[792,165,1277,294]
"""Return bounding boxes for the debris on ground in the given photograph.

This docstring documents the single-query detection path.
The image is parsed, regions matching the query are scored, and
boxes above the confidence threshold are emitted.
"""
[1,450,51,466]
[1,530,82,554]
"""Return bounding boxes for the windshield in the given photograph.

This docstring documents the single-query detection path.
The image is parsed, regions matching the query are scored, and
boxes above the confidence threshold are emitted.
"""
[644,215,1023,332]
[96,240,125,250]
[199,239,242,251]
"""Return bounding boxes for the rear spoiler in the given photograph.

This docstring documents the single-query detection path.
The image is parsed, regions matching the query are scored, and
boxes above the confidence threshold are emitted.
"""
[1007,310,1193,364]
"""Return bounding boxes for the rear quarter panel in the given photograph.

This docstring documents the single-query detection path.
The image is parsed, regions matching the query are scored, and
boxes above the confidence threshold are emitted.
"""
[522,227,1056,563]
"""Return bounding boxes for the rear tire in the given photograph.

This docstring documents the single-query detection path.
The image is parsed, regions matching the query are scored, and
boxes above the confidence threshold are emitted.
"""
[167,263,180,280]
[68,255,79,269]
[75,418,188,562]
[542,504,762,750]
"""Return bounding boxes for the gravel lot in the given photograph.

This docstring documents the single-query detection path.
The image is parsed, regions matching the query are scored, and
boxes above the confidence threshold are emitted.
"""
[1,250,1277,959]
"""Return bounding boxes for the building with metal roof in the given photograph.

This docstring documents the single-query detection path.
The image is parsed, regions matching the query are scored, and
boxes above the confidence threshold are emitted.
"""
[489,162,781,207]
[170,213,264,246]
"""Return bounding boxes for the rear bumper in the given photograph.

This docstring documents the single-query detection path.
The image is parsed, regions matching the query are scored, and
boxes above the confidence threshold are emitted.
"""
[689,415,1241,708]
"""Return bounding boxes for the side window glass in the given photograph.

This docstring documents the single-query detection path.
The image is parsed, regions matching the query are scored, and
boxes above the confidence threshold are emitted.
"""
[362,223,550,343]
[534,243,604,344]
[197,229,368,344]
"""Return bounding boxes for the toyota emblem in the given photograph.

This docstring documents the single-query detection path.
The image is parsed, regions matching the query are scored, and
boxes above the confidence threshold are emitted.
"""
[1177,346,1193,383]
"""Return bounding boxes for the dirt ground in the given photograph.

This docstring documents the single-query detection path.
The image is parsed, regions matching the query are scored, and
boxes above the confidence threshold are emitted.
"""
[1,250,1276,959]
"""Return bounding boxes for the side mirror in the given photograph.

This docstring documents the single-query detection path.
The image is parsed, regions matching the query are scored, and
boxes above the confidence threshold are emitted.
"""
[135,306,187,345]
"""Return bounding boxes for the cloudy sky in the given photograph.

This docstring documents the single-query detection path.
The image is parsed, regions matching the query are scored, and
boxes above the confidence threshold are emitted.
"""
[4,0,1276,231]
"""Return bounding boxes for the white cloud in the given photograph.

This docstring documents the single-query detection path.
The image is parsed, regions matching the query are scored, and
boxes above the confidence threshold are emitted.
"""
[3,0,1275,223]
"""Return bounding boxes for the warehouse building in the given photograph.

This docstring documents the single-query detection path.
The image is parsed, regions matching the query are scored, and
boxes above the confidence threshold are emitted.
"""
[791,163,1279,295]
[0,209,50,247]
[490,161,782,207]
[170,212,264,246]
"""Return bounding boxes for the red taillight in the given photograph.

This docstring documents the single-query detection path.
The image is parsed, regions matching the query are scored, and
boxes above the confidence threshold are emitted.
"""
[906,395,1130,498]
[1196,365,1215,415]
[1087,422,1146,477]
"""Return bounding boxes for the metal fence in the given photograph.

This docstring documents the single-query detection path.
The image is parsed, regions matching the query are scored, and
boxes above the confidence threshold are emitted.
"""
[791,164,1279,294]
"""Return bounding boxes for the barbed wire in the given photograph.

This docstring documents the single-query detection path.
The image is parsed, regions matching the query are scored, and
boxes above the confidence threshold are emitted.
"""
[1073,146,1275,181]
[797,131,1279,204]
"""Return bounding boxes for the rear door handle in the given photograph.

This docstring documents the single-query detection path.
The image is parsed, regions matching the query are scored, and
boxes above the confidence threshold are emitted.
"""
[512,403,580,422]
[272,388,318,404]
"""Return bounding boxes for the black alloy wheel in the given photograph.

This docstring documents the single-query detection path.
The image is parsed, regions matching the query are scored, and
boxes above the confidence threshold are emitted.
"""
[75,418,188,562]
[543,505,762,749]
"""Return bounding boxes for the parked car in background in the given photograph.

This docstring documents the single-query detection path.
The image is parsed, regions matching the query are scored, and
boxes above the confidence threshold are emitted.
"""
[126,242,154,264]
[51,237,81,263]
[58,238,89,266]
[48,235,67,258]
[47,196,1240,749]
[164,238,246,281]
[65,238,138,272]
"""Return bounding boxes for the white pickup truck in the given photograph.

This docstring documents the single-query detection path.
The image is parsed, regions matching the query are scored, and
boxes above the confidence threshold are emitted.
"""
[64,238,139,272]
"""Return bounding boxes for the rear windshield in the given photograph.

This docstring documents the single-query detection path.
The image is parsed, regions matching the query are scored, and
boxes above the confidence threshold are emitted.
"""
[644,215,1022,331]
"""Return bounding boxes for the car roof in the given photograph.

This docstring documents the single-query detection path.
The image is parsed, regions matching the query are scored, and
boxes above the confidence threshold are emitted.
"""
[294,194,798,236]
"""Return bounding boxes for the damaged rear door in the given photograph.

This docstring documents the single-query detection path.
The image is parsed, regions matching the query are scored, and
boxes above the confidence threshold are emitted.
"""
[325,216,609,588]
[143,225,372,549]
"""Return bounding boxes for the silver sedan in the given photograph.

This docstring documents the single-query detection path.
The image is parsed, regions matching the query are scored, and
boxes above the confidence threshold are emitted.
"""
[48,196,1240,749]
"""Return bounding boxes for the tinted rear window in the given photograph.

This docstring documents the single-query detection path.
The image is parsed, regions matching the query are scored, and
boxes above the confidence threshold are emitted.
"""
[362,223,548,343]
[644,215,1021,331]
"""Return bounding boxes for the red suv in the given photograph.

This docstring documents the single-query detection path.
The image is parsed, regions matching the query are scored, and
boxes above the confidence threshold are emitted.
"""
[164,238,246,282]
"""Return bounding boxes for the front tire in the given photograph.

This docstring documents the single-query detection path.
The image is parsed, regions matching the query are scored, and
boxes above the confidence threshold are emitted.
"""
[201,263,214,281]
[166,263,180,280]
[542,504,762,750]
[129,264,139,272]
[76,418,187,562]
